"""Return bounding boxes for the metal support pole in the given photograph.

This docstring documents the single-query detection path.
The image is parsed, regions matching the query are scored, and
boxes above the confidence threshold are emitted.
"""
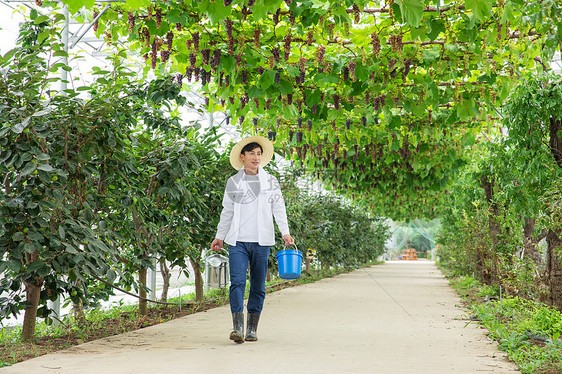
[47,5,69,328]
[60,6,69,90]
[499,284,503,314]
[69,4,110,49]
[149,258,157,302]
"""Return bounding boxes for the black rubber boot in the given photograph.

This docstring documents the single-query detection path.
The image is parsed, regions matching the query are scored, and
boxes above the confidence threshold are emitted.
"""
[230,312,244,343]
[245,313,260,341]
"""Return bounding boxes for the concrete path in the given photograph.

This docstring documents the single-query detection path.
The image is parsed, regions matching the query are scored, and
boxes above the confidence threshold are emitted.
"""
[1,261,519,374]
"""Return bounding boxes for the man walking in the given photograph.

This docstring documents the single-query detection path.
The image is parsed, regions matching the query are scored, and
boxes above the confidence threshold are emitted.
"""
[211,136,294,343]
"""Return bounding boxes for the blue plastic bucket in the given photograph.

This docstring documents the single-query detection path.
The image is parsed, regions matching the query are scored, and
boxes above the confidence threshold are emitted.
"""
[277,249,303,279]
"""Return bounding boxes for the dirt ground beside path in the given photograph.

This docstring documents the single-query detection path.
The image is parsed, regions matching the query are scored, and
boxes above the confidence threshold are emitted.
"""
[0,261,519,374]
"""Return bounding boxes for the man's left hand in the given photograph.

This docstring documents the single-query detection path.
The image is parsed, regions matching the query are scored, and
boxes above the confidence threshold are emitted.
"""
[283,234,295,247]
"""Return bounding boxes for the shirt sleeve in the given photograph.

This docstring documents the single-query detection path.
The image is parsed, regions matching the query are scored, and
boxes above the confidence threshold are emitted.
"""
[215,178,235,240]
[271,176,291,237]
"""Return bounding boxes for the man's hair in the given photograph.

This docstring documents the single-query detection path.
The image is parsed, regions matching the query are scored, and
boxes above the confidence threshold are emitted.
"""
[241,142,263,155]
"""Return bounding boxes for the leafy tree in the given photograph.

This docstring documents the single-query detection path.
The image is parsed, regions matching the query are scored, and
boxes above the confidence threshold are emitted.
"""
[0,13,202,338]
[502,73,562,309]
[0,13,129,339]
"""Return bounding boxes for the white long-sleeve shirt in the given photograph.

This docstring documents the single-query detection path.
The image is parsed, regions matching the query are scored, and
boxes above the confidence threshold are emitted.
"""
[236,173,259,242]
[215,166,290,246]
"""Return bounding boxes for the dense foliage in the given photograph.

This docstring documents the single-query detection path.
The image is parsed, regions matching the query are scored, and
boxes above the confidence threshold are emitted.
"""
[64,0,562,219]
[279,172,390,268]
[438,73,562,310]
[0,13,231,339]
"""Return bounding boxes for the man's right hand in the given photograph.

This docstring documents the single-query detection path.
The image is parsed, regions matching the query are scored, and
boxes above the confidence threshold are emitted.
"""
[211,238,223,252]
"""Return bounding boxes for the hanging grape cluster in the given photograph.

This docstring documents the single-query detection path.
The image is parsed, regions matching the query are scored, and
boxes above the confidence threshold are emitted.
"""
[211,49,221,71]
[128,12,135,33]
[201,48,210,65]
[389,59,397,78]
[254,28,260,48]
[225,20,234,54]
[402,59,412,78]
[234,54,242,68]
[348,61,356,81]
[93,10,99,32]
[371,33,381,55]
[283,33,292,61]
[390,34,403,52]
[342,66,349,81]
[271,47,280,63]
[155,8,162,28]
[306,30,314,46]
[166,31,173,51]
[386,0,395,20]
[352,4,361,23]
[373,95,386,111]
[141,27,150,47]
[151,40,157,69]
[192,32,200,51]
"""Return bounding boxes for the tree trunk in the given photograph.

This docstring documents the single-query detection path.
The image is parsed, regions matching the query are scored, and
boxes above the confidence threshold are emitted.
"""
[266,268,271,282]
[21,250,44,341]
[21,278,43,341]
[190,257,204,303]
[523,218,545,267]
[549,117,562,168]
[159,259,171,303]
[139,268,148,316]
[305,256,311,272]
[73,280,86,326]
[545,230,562,311]
[73,300,86,326]
[481,175,499,284]
[544,116,562,310]
[474,242,490,283]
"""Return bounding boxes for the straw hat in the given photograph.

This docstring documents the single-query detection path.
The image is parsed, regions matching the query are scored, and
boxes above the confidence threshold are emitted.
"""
[229,136,275,170]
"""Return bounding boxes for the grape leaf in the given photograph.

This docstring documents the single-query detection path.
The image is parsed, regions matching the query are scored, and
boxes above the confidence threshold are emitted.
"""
[396,0,424,28]
[465,0,493,22]
[123,0,151,11]
[427,19,446,41]
[62,0,94,15]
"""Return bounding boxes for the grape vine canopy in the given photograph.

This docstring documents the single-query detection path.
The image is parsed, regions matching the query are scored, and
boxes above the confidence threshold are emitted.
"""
[59,0,561,218]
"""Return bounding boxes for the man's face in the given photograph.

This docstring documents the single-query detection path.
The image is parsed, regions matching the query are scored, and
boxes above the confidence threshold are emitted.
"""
[240,146,262,170]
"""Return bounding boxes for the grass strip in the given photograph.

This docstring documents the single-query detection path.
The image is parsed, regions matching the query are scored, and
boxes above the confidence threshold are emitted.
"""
[447,274,562,374]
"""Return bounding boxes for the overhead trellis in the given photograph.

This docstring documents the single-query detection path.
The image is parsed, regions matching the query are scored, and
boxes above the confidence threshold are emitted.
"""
[59,0,561,219]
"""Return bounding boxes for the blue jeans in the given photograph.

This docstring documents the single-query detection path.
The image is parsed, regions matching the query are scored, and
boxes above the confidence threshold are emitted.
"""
[229,242,270,314]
